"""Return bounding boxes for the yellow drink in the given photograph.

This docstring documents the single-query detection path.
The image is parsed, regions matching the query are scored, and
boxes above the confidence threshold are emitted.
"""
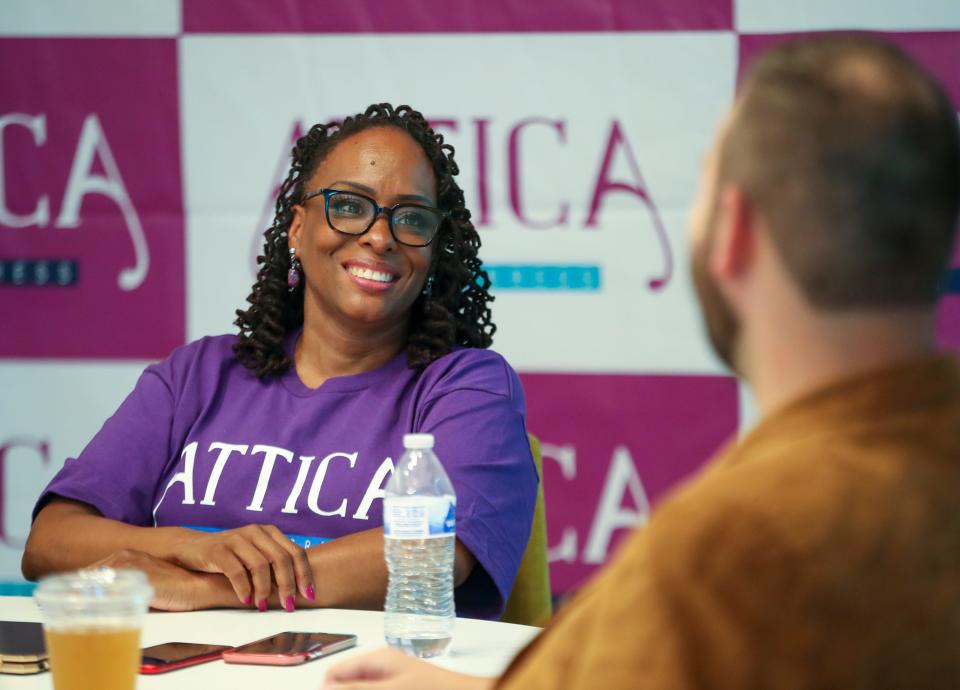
[45,627,141,690]
[35,569,152,690]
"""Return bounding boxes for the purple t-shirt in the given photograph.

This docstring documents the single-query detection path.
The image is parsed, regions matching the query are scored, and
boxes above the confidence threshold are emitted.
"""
[35,334,538,620]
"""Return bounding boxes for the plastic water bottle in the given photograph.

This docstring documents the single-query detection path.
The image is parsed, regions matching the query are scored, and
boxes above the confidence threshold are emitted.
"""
[383,433,457,658]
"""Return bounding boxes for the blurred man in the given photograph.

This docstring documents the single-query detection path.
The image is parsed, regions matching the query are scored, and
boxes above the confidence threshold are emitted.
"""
[323,34,960,690]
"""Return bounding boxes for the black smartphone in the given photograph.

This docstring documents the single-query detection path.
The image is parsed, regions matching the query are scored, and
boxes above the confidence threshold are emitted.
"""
[221,631,357,666]
[0,621,48,675]
[140,642,233,674]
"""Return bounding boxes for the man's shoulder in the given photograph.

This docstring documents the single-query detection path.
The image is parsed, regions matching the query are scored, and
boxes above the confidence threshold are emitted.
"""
[655,443,866,533]
[646,426,957,586]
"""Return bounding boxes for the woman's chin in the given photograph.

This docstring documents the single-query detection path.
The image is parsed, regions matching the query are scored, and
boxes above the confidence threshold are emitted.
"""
[340,305,407,330]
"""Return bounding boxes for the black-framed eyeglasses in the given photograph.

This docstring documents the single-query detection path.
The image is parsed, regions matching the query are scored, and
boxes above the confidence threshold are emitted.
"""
[300,188,447,248]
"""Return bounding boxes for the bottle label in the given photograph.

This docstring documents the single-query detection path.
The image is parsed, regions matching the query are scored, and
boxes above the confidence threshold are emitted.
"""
[384,496,456,539]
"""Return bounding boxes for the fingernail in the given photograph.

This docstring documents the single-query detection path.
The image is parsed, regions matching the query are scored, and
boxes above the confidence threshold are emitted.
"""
[283,596,295,613]
[305,584,315,601]
[243,595,252,606]
[257,599,267,612]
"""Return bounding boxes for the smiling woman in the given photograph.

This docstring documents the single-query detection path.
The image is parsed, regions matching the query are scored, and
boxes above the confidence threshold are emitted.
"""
[287,128,438,355]
[22,104,539,622]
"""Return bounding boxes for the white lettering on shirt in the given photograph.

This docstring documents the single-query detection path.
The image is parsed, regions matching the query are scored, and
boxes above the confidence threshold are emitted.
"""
[307,452,358,517]
[282,455,316,515]
[246,444,294,512]
[353,457,395,521]
[200,442,248,506]
[160,440,403,527]
[151,441,198,525]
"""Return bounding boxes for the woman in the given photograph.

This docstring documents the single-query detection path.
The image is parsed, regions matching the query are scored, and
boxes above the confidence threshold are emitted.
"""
[22,104,538,620]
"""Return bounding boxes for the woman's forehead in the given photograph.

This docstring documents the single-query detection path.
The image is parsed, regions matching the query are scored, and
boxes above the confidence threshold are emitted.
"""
[313,126,437,199]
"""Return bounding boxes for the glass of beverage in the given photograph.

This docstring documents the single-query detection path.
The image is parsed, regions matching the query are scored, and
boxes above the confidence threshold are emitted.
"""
[34,568,153,690]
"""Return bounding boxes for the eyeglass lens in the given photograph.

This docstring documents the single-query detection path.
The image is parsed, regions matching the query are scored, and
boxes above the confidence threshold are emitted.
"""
[327,192,440,246]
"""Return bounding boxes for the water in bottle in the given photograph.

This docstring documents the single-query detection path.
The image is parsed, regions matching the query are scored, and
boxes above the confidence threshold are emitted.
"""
[383,433,457,658]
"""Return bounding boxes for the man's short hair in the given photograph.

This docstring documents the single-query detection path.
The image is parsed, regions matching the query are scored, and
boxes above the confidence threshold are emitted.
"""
[721,34,960,308]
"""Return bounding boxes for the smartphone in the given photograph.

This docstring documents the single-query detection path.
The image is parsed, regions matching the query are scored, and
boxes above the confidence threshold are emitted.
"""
[0,658,49,675]
[0,621,47,675]
[140,642,232,674]
[221,631,357,666]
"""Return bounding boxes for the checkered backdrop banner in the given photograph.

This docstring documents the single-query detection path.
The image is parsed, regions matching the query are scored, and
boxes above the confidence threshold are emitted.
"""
[2,0,959,596]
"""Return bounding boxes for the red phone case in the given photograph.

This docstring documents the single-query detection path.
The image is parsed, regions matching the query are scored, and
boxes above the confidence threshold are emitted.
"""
[140,648,229,674]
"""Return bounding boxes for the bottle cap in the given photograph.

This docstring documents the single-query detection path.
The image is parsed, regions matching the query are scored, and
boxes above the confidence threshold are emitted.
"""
[403,433,435,449]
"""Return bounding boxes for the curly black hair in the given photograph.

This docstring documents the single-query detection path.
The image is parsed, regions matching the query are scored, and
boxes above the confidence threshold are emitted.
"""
[234,103,496,378]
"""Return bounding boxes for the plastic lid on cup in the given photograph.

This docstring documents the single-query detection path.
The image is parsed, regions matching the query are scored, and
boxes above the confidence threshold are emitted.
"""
[34,568,154,621]
[403,433,435,449]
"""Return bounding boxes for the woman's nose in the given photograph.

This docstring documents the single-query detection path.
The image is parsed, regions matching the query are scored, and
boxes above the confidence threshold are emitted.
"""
[359,212,396,253]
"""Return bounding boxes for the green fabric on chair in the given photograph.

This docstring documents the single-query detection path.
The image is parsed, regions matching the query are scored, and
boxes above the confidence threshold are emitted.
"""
[501,433,553,627]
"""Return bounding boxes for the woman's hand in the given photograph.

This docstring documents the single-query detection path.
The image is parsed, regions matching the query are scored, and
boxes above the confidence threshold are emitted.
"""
[172,524,315,610]
[90,549,221,612]
[322,648,494,690]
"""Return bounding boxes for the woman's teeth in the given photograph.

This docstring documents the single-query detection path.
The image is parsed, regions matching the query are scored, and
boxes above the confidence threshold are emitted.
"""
[348,266,396,283]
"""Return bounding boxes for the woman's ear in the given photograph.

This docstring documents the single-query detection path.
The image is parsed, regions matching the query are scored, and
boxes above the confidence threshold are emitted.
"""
[288,205,304,251]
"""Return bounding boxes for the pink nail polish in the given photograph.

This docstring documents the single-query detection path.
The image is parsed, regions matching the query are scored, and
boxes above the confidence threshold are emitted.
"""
[283,596,295,613]
[243,595,252,606]
[257,599,267,612]
[305,585,315,601]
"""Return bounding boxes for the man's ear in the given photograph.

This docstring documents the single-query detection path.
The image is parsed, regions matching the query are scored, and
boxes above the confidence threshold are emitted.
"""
[709,184,756,282]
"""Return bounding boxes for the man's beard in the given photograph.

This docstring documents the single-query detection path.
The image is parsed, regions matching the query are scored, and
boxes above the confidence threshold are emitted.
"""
[691,218,741,374]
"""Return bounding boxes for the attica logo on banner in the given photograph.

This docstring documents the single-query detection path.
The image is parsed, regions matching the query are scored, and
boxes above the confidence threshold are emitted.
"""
[254,116,673,294]
[0,39,184,359]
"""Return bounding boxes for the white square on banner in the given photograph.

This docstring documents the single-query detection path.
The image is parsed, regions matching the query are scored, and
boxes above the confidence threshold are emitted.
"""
[736,0,960,32]
[0,0,180,37]
[0,362,147,582]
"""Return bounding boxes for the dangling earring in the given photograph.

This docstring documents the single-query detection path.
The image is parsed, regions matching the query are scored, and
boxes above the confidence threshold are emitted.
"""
[422,275,434,300]
[287,247,302,291]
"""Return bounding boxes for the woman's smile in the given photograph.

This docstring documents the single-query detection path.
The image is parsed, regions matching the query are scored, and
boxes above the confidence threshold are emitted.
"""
[343,259,401,292]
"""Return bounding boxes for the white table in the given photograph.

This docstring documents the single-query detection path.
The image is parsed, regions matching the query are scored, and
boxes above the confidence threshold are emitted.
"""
[0,596,540,688]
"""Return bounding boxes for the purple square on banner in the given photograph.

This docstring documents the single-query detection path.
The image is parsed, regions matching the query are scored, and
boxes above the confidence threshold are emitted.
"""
[520,372,738,593]
[0,39,184,359]
[183,0,732,33]
[739,31,960,352]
